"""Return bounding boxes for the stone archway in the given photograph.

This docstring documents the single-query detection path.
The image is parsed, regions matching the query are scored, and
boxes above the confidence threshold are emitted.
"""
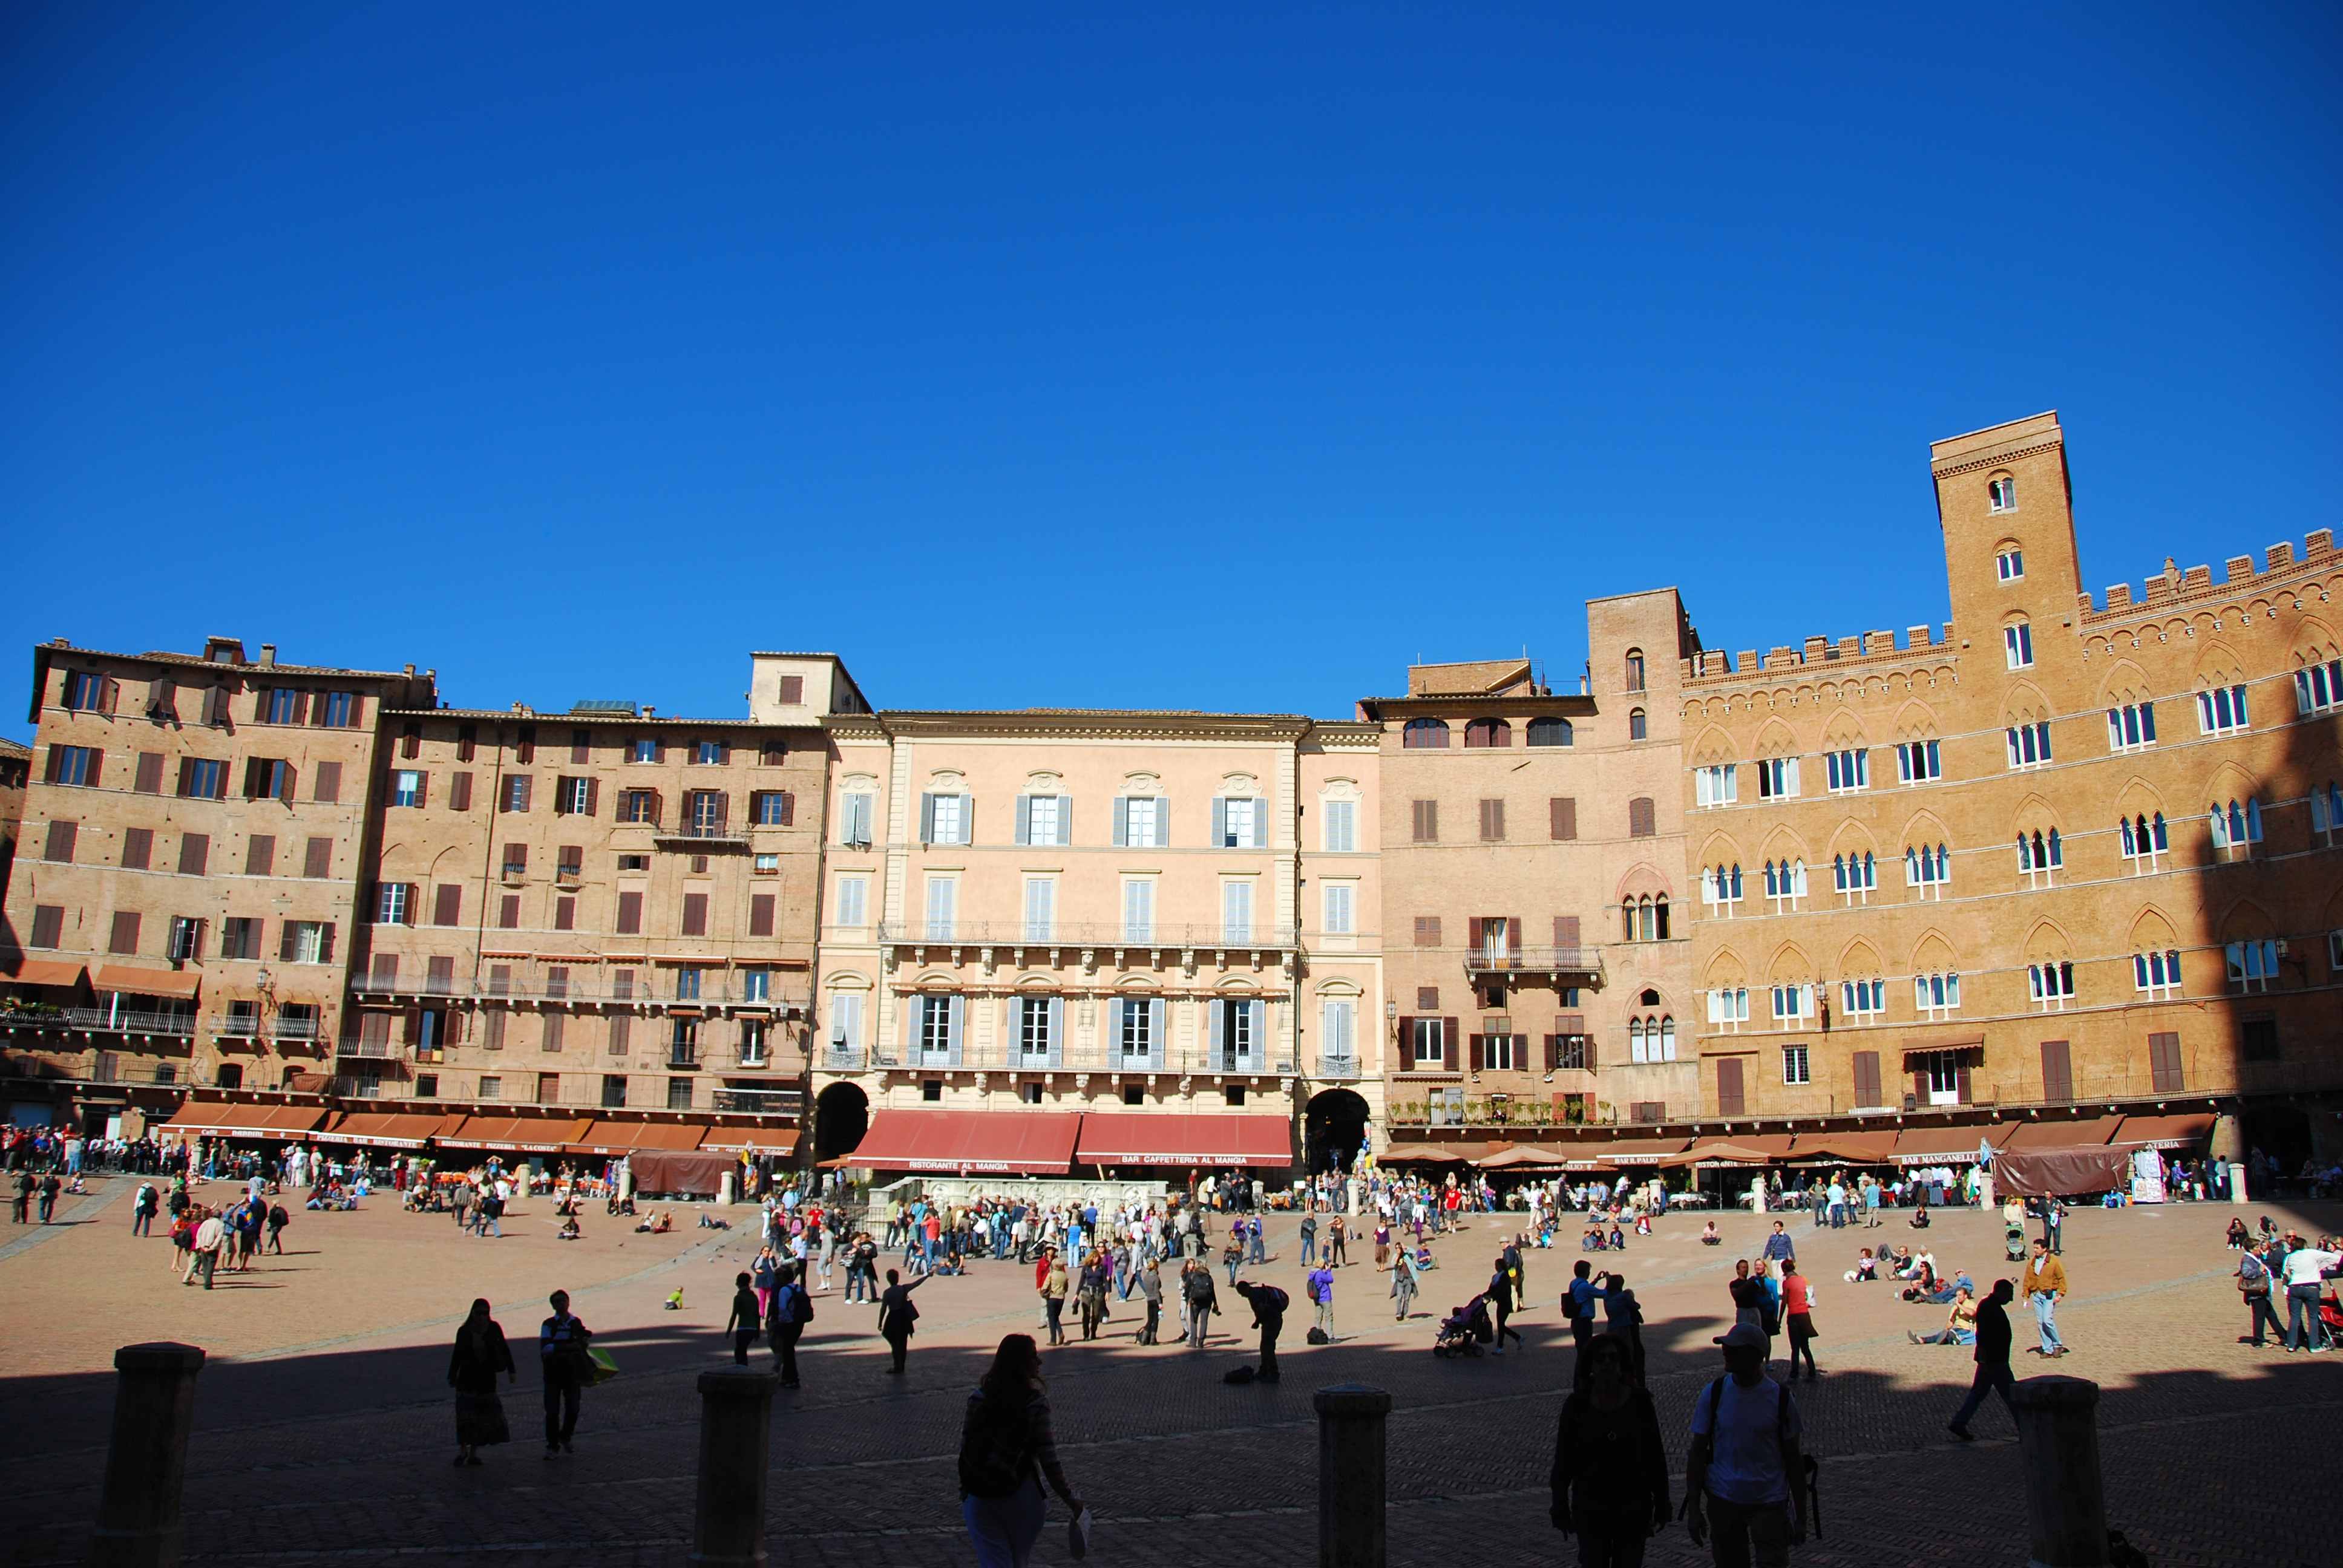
[1305,1088,1371,1174]
[814,1081,870,1163]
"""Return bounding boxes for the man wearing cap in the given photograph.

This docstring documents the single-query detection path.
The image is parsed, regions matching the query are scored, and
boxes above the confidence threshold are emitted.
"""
[1686,1322,1806,1567]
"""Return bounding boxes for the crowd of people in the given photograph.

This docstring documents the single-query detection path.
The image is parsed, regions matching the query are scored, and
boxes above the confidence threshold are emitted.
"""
[2229,1217,2341,1352]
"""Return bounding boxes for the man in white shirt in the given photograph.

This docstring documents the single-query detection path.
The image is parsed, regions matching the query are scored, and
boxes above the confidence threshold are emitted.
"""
[2279,1243,2339,1353]
[1686,1322,1806,1566]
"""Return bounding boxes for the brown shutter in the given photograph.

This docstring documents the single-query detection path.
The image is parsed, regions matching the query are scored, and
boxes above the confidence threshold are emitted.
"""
[1413,916,1440,947]
[1442,1018,1459,1071]
[2040,1039,2072,1102]
[134,752,164,794]
[1912,1069,1929,1107]
[1628,797,1655,837]
[121,828,152,870]
[1852,1051,1881,1108]
[1550,797,1577,840]
[1468,1034,1484,1071]
[617,891,643,935]
[313,760,341,802]
[244,835,275,877]
[444,1008,465,1046]
[584,778,598,817]
[682,893,709,936]
[44,820,77,863]
[554,897,575,931]
[499,895,520,929]
[425,955,455,995]
[1555,915,1581,953]
[434,884,463,926]
[779,790,795,826]
[1507,916,1522,958]
[346,694,365,728]
[1716,1057,1746,1117]
[2148,1032,2183,1091]
[179,833,209,875]
[280,922,300,963]
[1466,916,1483,951]
[1395,1016,1413,1060]
[609,1014,632,1055]
[749,893,776,936]
[1956,1058,1973,1103]
[30,906,65,949]
[1543,1034,1559,1071]
[109,911,142,955]
[779,676,803,704]
[304,837,333,878]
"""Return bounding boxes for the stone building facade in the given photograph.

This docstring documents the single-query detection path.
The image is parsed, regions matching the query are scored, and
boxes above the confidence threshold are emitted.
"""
[807,708,1386,1171]
[1681,412,2343,1168]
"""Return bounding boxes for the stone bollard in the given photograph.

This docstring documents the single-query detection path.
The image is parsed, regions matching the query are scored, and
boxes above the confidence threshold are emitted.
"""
[2229,1161,2248,1203]
[88,1342,207,1568]
[1314,1383,1391,1568]
[690,1367,778,1568]
[2011,1375,2108,1568]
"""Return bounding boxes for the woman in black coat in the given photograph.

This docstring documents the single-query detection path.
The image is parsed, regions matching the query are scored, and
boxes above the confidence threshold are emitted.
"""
[1550,1333,1670,1567]
[448,1298,517,1466]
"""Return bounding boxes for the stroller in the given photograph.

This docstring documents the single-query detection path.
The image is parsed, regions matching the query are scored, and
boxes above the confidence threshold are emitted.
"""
[2004,1223,2027,1262]
[1433,1295,1494,1358]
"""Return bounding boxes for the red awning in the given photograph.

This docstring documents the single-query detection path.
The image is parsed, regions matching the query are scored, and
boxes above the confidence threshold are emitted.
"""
[2001,1116,2128,1151]
[1791,1131,1899,1163]
[850,1109,1081,1174]
[88,964,202,999]
[160,1101,326,1140]
[0,958,85,988]
[319,1111,459,1149]
[1073,1113,1293,1168]
[1666,1134,1794,1168]
[2111,1112,2216,1151]
[436,1116,592,1153]
[561,1120,709,1157]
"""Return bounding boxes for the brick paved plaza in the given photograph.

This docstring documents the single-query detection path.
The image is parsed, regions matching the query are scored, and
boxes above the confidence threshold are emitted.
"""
[4,1180,2338,1568]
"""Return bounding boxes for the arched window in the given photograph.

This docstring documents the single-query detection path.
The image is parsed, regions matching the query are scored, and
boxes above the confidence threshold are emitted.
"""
[1402,718,1450,750]
[1464,717,1512,749]
[1639,988,1661,1007]
[1989,475,2016,513]
[1624,650,1645,693]
[1527,717,1575,747]
[1628,708,1648,741]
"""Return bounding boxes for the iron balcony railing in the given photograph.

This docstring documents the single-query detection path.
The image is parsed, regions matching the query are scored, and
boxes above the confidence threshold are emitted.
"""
[876,921,1303,950]
[1314,1054,1361,1081]
[1461,946,1605,979]
[58,1007,198,1036]
[359,972,802,1010]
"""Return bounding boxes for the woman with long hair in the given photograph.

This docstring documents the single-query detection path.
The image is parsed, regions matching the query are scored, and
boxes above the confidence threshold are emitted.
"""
[446,1298,516,1466]
[958,1334,1086,1568]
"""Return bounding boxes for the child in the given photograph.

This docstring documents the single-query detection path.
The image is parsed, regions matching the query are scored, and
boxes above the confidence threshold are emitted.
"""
[1700,1220,1722,1246]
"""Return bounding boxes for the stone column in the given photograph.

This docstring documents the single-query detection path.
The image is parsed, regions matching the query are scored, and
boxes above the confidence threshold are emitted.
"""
[689,1367,778,1568]
[2011,1374,2108,1568]
[87,1342,206,1568]
[1314,1382,1391,1568]
[2229,1161,2249,1203]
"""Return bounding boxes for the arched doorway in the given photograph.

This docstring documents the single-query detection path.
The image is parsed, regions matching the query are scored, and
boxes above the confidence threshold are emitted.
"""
[814,1082,870,1163]
[1305,1088,1371,1174]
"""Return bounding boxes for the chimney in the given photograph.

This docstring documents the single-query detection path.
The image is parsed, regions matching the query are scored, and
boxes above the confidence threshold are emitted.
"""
[258,644,277,667]
[643,705,657,719]
[404,664,416,678]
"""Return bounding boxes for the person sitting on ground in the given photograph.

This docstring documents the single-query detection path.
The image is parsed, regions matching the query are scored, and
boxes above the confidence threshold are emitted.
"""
[1909,1201,1932,1229]
[1898,1261,1938,1300]
[1608,1223,1627,1250]
[1908,1284,1979,1345]
[1844,1247,1878,1283]
[698,1211,730,1230]
[1915,1269,1974,1306]
[2226,1217,2252,1250]
[1700,1220,1722,1246]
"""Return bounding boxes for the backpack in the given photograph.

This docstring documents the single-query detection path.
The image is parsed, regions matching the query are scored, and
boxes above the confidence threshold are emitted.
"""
[1305,1326,1329,1345]
[784,1284,815,1325]
[957,1393,1037,1499]
[1260,1284,1290,1314]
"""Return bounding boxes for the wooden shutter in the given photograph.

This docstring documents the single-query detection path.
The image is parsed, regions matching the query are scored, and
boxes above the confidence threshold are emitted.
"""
[1414,916,1440,947]
[30,906,64,949]
[1955,1057,1973,1103]
[178,833,208,875]
[583,778,599,817]
[609,1014,631,1055]
[1550,797,1577,840]
[1507,916,1522,958]
[2040,1039,2073,1102]
[1442,1017,1459,1071]
[1716,1056,1746,1117]
[779,675,803,704]
[1543,1034,1559,1070]
[109,911,142,955]
[1466,916,1483,952]
[1555,915,1581,953]
[121,827,152,870]
[1913,1069,1930,1107]
[1852,1050,1881,1108]
[682,893,709,936]
[304,837,333,878]
[134,753,165,794]
[244,835,275,877]
[749,893,776,936]
[499,895,520,930]
[44,821,76,863]
[778,790,793,826]
[1015,794,1031,845]
[1628,797,1656,837]
[434,884,463,926]
[617,892,643,934]
[1468,1034,1484,1071]
[1412,799,1437,841]
[279,922,299,963]
[554,897,575,931]
[2148,1031,2184,1091]
[448,772,472,812]
[314,760,341,803]
[1394,1016,1414,1063]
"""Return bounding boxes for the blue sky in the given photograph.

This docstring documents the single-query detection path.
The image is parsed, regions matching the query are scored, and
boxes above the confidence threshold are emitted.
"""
[2,7,2336,733]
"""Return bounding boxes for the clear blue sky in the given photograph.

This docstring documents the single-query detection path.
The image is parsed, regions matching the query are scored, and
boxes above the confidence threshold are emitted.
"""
[3,7,2336,734]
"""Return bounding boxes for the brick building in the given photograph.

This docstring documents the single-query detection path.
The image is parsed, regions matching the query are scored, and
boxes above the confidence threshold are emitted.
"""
[1680,413,2343,1170]
[808,708,1386,1177]
[1357,589,1701,1149]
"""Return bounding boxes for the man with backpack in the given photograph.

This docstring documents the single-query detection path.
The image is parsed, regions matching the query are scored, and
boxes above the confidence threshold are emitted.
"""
[1233,1278,1287,1381]
[1685,1323,1806,1567]
[767,1262,813,1388]
[1182,1256,1219,1348]
[1306,1262,1336,1342]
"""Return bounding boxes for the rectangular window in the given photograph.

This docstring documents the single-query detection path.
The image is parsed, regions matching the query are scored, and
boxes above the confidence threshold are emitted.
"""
[835,875,868,928]
[244,835,275,877]
[1017,794,1069,846]
[48,745,101,788]
[2105,702,2158,752]
[1915,972,1962,1014]
[1322,883,1354,935]
[2149,1031,2187,1091]
[1322,800,1356,853]
[1706,987,1751,1025]
[924,877,956,939]
[1824,749,1868,793]
[692,739,727,766]
[916,994,957,1063]
[1121,879,1154,942]
[310,760,342,803]
[1839,978,1885,1019]
[514,727,537,765]
[2039,1039,2073,1102]
[738,1018,768,1066]
[446,771,473,812]
[601,1074,628,1108]
[1781,1044,1810,1085]
[220,918,261,960]
[121,826,152,870]
[1215,797,1263,848]
[177,833,209,876]
[1770,984,1813,1022]
[1413,916,1441,947]
[616,891,643,934]
[1410,1016,1447,1067]
[922,792,968,845]
[30,905,65,949]
[44,820,77,863]
[108,911,142,954]
[1222,880,1254,943]
[749,893,775,937]
[2224,939,2278,994]
[392,770,425,808]
[1116,997,1154,1063]
[477,1076,503,1102]
[166,915,202,961]
[618,789,657,824]
[134,752,164,794]
[1115,795,1168,848]
[554,776,595,815]
[1894,740,1942,784]
[1023,878,1054,942]
[2295,658,2343,716]
[1548,797,1578,840]
[2197,684,2250,735]
[503,775,532,812]
[376,882,413,924]
[175,757,225,799]
[62,670,110,711]
[2240,1019,2278,1063]
[1411,799,1438,843]
[261,688,303,724]
[839,791,874,846]
[1321,999,1355,1063]
[675,967,703,1002]
[628,737,658,764]
[1755,757,1799,799]
[681,893,709,936]
[1478,799,1506,841]
[1694,765,1737,806]
[2004,623,2034,668]
[2005,722,2052,769]
[1715,1057,1746,1117]
[303,837,333,878]
[750,791,793,826]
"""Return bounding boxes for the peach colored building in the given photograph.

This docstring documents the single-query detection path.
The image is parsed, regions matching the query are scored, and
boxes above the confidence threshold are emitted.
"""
[809,708,1385,1175]
[1681,413,2343,1170]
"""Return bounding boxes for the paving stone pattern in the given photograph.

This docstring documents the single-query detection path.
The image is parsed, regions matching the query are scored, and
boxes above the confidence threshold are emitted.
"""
[3,1180,2338,1567]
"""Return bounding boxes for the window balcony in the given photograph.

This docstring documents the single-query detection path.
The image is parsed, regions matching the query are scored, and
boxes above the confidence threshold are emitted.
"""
[1314,1054,1360,1081]
[667,1050,699,1070]
[1462,946,1604,987]
[654,823,750,848]
[57,1007,198,1037]
[336,1037,404,1060]
[274,1016,321,1041]
[876,921,1301,954]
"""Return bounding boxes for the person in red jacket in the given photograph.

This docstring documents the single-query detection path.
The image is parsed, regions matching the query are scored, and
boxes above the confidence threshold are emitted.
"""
[1781,1258,1819,1382]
